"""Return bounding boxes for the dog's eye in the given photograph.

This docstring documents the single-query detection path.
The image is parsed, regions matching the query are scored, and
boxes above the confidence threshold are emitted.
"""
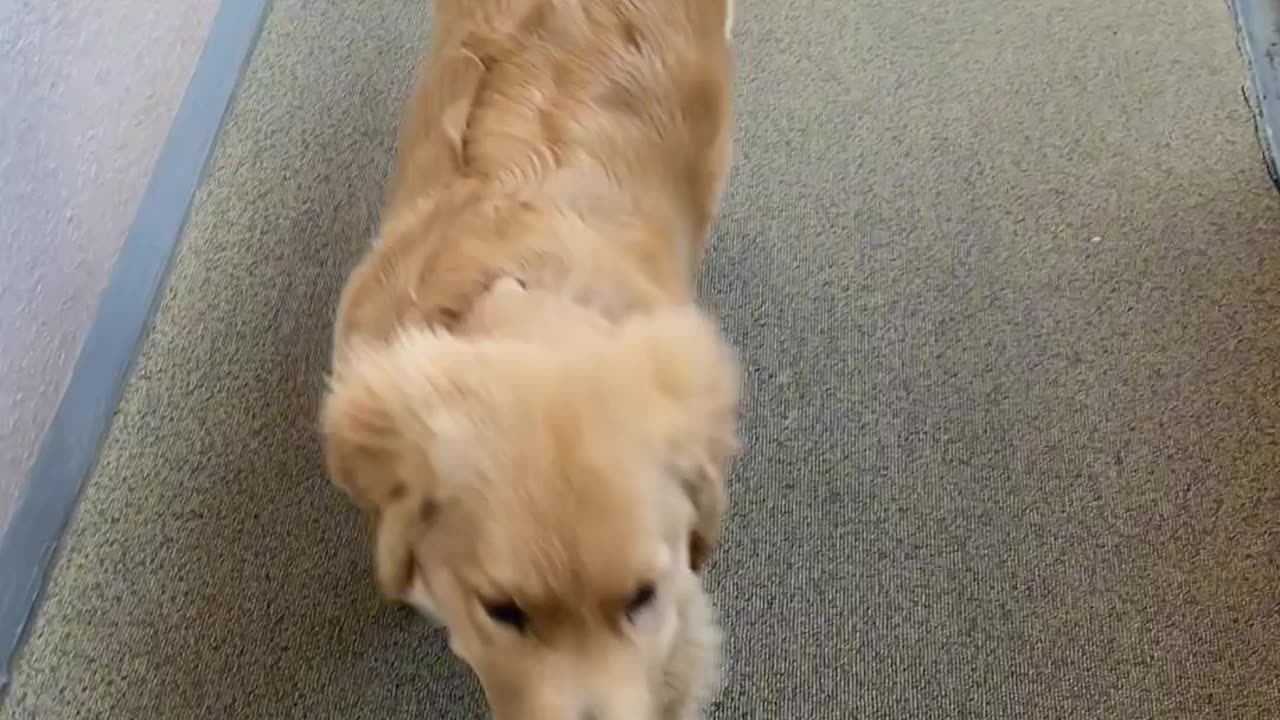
[483,600,527,631]
[625,582,656,620]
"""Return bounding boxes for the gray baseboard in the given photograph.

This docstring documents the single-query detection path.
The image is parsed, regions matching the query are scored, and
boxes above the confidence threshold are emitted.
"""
[1232,0,1280,190]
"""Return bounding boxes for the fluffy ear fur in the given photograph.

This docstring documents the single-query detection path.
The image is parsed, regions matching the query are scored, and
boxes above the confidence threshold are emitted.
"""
[321,362,404,511]
[321,331,463,601]
[616,308,741,572]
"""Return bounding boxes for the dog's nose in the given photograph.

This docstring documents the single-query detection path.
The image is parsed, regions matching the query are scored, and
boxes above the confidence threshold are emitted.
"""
[578,708,600,720]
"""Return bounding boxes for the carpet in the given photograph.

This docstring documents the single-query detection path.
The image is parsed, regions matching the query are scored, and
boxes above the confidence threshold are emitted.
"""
[5,0,1279,717]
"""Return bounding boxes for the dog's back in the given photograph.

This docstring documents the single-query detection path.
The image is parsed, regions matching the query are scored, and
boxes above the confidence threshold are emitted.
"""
[335,0,735,354]
[391,0,733,225]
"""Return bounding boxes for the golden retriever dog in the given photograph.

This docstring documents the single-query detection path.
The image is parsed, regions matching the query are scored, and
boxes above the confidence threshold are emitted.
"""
[320,0,739,717]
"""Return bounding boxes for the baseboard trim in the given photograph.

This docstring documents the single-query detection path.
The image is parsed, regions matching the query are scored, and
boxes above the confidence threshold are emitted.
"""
[1232,0,1280,191]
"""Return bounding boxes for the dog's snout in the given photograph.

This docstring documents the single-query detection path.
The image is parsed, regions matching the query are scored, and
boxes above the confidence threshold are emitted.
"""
[578,706,601,720]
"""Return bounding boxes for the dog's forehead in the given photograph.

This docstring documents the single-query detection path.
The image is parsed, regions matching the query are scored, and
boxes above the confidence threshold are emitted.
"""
[459,457,672,600]
[433,358,683,600]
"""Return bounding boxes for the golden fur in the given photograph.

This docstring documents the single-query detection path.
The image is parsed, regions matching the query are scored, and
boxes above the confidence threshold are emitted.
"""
[321,1,738,717]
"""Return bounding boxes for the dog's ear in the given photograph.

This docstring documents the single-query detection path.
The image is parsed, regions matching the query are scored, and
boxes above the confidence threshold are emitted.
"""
[370,491,440,602]
[321,333,461,601]
[617,308,741,573]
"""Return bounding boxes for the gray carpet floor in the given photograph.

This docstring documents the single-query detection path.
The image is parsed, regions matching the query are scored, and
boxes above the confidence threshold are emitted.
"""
[5,0,1280,717]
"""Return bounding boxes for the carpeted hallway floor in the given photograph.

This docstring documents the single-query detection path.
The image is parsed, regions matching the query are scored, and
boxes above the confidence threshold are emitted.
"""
[5,0,1280,717]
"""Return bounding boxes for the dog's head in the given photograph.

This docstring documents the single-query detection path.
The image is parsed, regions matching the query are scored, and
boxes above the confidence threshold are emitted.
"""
[321,285,738,718]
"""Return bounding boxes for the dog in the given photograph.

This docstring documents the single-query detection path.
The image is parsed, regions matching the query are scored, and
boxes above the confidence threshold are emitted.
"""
[321,1,739,717]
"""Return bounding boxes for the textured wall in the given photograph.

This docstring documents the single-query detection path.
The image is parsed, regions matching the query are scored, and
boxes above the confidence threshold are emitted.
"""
[0,0,220,530]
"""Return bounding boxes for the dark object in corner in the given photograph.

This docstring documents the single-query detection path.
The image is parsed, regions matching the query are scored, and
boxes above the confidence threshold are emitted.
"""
[1231,0,1280,192]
